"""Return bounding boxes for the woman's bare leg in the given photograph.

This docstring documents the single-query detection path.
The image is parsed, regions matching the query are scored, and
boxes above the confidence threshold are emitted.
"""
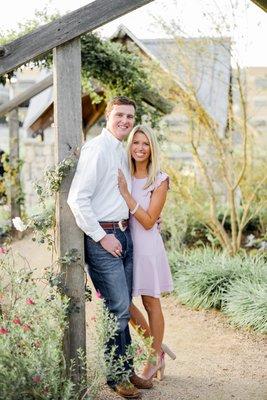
[141,295,164,355]
[129,302,151,338]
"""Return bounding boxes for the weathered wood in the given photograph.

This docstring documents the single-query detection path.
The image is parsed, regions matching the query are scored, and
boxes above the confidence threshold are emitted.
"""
[53,39,86,383]
[141,87,173,114]
[251,0,267,12]
[0,75,52,117]
[0,0,154,75]
[9,108,21,228]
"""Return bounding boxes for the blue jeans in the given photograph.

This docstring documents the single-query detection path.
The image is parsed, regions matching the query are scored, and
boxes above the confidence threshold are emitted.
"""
[84,226,133,385]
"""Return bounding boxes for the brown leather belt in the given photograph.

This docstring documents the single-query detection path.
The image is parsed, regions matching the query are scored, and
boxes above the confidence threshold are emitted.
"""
[99,220,129,230]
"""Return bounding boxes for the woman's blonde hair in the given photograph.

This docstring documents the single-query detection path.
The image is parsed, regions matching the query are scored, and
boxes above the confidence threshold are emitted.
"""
[127,124,160,189]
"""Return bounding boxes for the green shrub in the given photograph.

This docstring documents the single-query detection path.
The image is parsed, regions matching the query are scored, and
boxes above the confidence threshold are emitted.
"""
[223,278,267,333]
[87,295,152,393]
[170,248,266,310]
[0,255,75,400]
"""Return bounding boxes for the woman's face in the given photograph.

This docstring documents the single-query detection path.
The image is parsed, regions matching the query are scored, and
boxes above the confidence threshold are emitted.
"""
[131,131,151,163]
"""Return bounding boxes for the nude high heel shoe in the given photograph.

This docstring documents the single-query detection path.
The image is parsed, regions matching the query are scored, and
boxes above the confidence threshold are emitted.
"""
[161,343,176,360]
[141,352,165,381]
[156,352,165,381]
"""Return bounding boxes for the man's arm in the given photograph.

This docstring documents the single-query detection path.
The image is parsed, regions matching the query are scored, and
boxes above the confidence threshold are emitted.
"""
[67,143,106,242]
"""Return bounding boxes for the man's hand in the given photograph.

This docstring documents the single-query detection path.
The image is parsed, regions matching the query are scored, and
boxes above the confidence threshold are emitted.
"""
[100,234,122,257]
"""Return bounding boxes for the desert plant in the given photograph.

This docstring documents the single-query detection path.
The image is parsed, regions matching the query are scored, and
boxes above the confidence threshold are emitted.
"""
[223,276,267,333]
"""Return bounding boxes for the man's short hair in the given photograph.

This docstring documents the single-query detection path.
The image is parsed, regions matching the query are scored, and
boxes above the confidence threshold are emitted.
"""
[105,96,136,116]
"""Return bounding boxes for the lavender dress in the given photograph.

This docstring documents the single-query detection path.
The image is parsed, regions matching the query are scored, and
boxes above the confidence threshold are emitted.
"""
[130,172,173,298]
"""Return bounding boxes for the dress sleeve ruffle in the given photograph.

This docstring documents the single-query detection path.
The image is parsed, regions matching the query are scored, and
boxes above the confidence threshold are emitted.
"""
[146,171,170,193]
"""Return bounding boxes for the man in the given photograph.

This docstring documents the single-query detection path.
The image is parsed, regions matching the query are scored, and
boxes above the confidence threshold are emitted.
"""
[67,96,152,398]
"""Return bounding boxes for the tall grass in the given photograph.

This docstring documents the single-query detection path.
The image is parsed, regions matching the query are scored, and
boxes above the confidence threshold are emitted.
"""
[170,248,267,315]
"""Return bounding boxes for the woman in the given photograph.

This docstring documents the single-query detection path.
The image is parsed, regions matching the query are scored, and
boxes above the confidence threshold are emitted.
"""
[118,124,174,381]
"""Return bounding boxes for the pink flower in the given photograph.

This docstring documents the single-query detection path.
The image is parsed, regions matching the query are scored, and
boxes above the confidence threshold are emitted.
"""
[0,327,9,334]
[32,374,42,383]
[136,346,144,356]
[0,247,7,254]
[26,298,35,305]
[96,290,102,299]
[22,324,31,332]
[12,317,22,325]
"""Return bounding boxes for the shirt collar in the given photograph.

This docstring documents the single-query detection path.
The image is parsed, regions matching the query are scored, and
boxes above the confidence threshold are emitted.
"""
[101,128,123,150]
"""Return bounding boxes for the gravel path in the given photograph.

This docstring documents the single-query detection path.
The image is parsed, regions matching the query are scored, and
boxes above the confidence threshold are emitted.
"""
[98,296,267,400]
[10,235,267,400]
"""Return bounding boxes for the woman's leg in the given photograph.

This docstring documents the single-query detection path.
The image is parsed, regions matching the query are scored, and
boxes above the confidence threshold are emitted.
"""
[141,295,164,355]
[129,302,151,338]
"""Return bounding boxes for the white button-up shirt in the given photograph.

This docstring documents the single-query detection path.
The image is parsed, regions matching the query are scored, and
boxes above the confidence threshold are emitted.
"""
[67,128,131,242]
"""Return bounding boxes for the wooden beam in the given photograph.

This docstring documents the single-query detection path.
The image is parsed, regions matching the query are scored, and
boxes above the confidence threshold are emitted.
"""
[141,88,173,114]
[0,0,154,75]
[0,75,53,117]
[9,108,21,234]
[250,0,267,12]
[53,39,86,383]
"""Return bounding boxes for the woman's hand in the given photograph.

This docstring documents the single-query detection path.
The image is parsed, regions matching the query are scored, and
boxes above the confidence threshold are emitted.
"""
[118,169,129,197]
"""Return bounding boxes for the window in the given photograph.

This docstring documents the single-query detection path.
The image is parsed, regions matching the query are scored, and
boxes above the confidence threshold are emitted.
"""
[0,116,7,125]
[252,119,267,127]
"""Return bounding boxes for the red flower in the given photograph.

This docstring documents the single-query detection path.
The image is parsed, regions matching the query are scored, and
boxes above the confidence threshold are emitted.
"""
[26,298,35,305]
[91,316,96,322]
[0,327,9,334]
[22,324,31,332]
[32,374,42,383]
[96,290,102,299]
[13,317,22,325]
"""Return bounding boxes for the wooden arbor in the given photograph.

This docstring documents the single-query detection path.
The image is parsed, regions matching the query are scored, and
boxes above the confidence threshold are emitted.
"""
[0,0,154,386]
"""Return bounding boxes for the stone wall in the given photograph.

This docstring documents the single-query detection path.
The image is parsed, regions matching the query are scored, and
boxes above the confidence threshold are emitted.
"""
[22,139,54,213]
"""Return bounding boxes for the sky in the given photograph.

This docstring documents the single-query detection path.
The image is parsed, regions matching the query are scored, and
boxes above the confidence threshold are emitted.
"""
[0,0,266,67]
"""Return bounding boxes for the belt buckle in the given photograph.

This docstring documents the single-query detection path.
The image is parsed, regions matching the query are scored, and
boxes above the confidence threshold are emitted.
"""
[118,220,127,232]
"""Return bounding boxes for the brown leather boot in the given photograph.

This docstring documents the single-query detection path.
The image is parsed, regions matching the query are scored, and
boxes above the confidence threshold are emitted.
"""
[130,372,153,389]
[114,381,141,398]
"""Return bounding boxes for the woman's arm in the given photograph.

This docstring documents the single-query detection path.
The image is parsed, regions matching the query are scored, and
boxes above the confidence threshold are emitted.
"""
[118,169,168,230]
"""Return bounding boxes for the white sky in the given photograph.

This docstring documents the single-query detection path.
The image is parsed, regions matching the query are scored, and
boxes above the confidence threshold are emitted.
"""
[0,0,266,67]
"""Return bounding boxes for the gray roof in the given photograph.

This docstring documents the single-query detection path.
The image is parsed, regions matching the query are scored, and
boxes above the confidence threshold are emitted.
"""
[23,70,53,132]
[112,25,231,132]
[141,37,231,131]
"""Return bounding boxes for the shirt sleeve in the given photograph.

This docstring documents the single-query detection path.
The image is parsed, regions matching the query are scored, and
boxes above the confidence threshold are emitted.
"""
[67,142,107,242]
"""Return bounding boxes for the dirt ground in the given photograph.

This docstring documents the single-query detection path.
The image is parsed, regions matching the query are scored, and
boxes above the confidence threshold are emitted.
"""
[9,234,267,400]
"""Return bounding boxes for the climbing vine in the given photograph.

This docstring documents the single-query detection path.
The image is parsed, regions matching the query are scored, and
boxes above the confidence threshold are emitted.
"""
[0,10,164,126]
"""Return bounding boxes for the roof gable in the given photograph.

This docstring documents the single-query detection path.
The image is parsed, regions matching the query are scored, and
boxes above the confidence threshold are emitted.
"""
[112,25,231,132]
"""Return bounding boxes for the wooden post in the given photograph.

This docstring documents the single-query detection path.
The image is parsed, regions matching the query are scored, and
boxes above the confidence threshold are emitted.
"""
[9,107,21,231]
[53,38,86,385]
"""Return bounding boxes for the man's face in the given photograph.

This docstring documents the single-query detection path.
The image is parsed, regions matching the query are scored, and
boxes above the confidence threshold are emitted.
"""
[106,104,135,141]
